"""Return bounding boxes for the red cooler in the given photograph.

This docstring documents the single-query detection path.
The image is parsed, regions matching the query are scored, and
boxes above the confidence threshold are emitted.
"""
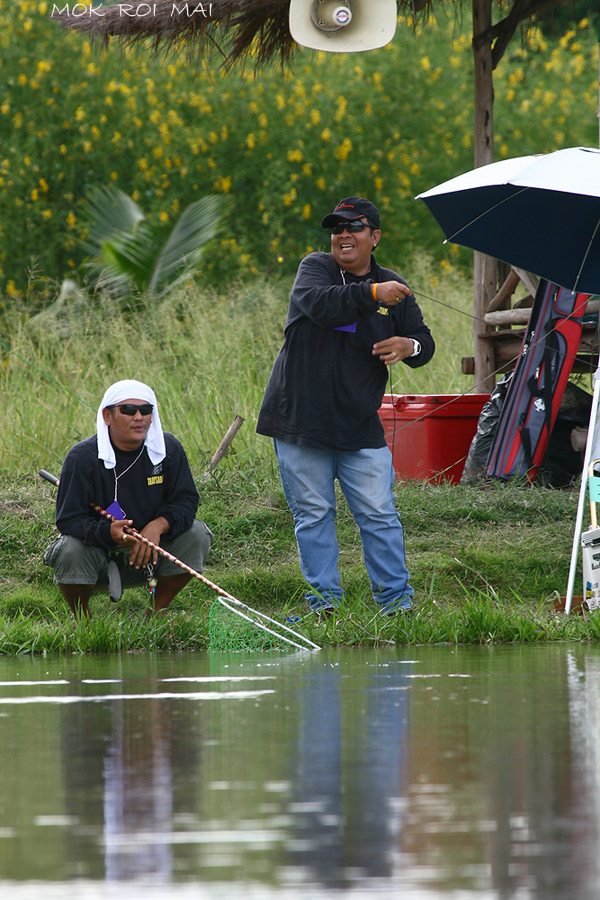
[378,393,490,484]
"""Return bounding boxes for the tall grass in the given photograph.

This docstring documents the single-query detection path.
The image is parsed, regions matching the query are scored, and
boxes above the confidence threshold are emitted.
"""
[0,252,476,475]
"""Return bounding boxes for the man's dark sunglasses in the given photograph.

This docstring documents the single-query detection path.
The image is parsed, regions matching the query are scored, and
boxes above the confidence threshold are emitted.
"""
[112,403,154,416]
[330,219,375,234]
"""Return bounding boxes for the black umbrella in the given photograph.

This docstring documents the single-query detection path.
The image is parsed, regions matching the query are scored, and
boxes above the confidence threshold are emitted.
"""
[417,146,600,294]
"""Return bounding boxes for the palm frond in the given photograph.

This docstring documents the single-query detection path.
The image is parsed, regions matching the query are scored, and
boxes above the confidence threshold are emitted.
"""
[102,226,162,284]
[149,194,229,296]
[79,185,145,255]
[78,186,229,298]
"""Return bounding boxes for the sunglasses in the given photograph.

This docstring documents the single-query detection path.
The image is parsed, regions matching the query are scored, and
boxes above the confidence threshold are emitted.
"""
[330,219,374,234]
[113,403,154,416]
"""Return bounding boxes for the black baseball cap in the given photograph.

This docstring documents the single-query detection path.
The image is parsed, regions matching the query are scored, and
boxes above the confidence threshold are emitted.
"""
[321,196,381,229]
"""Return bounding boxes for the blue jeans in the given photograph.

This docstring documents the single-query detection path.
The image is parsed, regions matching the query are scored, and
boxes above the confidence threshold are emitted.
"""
[274,440,413,613]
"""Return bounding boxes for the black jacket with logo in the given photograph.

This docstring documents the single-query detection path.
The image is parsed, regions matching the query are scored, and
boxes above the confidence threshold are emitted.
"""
[55,433,199,549]
[257,252,435,450]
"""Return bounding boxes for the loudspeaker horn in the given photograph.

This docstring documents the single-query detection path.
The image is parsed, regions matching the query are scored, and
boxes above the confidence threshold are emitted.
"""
[289,0,397,53]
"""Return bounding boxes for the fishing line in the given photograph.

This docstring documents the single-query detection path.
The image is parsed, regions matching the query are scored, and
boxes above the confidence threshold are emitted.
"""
[384,282,596,460]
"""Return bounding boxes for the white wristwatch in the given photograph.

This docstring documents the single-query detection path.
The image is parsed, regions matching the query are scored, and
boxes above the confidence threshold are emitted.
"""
[409,339,421,358]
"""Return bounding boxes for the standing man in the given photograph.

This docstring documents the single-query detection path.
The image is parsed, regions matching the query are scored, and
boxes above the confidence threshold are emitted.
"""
[44,379,213,619]
[257,197,434,616]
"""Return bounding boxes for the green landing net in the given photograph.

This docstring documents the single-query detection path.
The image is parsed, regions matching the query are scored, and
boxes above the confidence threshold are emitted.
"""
[207,597,309,652]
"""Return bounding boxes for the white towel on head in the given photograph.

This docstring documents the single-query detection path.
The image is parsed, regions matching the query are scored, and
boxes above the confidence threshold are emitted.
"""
[96,379,166,469]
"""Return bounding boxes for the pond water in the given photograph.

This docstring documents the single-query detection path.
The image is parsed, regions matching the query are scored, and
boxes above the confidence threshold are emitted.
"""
[0,643,599,899]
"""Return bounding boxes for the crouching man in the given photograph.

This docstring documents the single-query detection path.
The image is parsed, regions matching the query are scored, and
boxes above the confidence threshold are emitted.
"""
[44,379,213,619]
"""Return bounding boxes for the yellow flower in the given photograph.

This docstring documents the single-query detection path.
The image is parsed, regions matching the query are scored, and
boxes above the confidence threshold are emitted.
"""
[321,128,332,142]
[66,211,76,228]
[333,138,352,162]
[302,203,311,219]
[42,209,52,220]
[335,96,347,122]
[159,211,169,223]
[213,175,232,193]
[508,68,524,86]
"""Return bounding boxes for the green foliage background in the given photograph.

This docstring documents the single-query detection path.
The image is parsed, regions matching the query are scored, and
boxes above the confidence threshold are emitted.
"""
[0,2,597,300]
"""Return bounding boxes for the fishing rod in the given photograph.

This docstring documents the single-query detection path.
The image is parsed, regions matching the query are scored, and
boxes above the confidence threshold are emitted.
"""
[39,470,320,652]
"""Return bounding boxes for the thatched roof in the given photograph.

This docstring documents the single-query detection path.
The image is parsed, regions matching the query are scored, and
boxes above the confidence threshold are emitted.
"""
[50,0,567,69]
[51,0,431,66]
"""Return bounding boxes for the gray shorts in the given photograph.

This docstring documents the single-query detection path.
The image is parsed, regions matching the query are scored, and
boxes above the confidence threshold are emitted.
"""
[43,520,214,589]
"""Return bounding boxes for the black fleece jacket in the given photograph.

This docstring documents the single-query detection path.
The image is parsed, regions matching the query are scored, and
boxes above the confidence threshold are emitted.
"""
[256,252,435,450]
[55,433,199,550]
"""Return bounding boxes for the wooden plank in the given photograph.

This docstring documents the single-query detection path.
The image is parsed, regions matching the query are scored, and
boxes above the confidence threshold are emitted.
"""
[484,308,531,326]
[486,269,520,314]
[511,267,539,297]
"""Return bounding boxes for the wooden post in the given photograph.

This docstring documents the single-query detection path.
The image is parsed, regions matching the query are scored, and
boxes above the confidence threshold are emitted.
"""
[203,415,245,480]
[472,0,498,393]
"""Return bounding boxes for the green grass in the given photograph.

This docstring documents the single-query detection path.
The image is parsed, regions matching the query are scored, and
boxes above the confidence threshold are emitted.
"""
[0,260,596,653]
[0,464,596,654]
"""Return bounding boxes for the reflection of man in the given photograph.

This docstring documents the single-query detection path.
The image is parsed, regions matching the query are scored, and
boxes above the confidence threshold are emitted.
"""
[44,379,212,618]
[288,656,410,884]
[257,197,434,616]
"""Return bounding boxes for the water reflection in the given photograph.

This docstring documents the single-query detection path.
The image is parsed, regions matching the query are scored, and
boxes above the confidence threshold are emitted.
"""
[287,658,409,885]
[1,645,600,898]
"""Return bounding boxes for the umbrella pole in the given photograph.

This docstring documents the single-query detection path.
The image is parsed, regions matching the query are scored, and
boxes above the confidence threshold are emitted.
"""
[565,361,600,613]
